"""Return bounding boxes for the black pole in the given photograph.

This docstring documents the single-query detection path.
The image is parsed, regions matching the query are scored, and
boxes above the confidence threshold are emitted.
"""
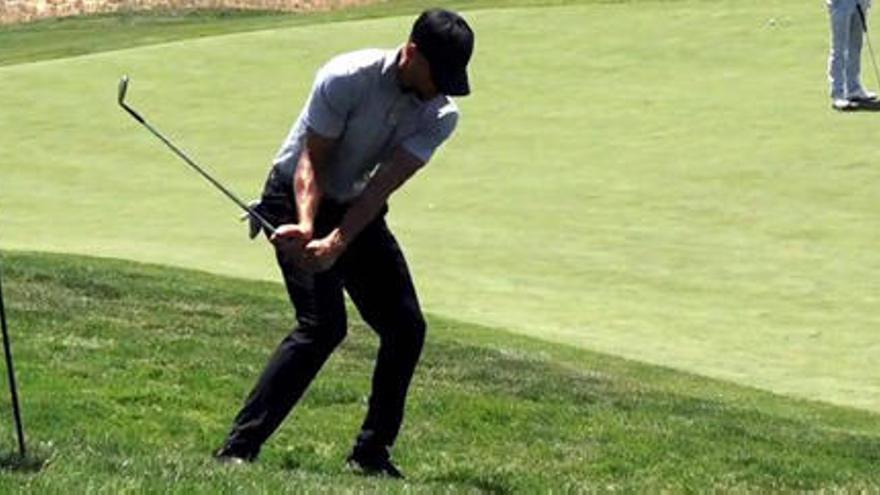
[0,259,25,458]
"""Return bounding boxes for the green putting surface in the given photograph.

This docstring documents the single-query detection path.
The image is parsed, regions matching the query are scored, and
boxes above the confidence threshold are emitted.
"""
[1,0,878,412]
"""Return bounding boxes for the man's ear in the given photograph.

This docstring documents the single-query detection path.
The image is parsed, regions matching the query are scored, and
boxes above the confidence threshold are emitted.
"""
[402,41,418,64]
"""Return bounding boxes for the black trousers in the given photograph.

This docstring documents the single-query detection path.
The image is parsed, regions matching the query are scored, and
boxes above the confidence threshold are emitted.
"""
[221,170,426,459]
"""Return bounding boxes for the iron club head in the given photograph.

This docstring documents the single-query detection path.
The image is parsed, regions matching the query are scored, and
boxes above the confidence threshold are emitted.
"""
[118,75,129,106]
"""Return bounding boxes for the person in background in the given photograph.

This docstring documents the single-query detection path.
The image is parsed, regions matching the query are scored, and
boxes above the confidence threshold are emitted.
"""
[828,0,877,109]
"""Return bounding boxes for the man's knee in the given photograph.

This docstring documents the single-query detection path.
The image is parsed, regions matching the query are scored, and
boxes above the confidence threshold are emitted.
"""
[411,314,427,346]
[391,312,426,355]
[289,318,348,351]
[323,320,349,349]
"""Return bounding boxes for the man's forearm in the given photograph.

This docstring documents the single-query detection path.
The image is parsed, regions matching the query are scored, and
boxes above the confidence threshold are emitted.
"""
[294,151,322,234]
[299,148,423,272]
[334,187,388,246]
[332,151,424,247]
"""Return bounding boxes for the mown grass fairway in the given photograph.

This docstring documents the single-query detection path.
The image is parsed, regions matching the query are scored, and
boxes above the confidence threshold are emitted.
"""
[0,0,878,430]
[0,251,876,491]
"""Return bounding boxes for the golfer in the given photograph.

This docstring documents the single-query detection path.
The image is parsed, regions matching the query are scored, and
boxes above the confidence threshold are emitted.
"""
[828,0,877,109]
[214,9,474,478]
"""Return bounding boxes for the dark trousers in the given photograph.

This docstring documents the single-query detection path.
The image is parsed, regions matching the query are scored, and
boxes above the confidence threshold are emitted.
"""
[221,171,426,459]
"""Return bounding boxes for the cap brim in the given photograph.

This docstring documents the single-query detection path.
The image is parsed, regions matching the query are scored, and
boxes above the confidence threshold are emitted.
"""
[436,68,470,96]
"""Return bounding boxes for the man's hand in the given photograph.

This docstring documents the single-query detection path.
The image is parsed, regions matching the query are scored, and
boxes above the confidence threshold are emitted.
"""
[271,223,313,243]
[271,223,314,265]
[301,230,347,273]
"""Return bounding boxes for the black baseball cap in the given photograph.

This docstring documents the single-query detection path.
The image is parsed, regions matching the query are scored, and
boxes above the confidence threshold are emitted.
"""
[410,9,474,96]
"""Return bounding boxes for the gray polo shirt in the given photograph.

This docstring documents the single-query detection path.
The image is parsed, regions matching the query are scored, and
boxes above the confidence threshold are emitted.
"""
[272,47,460,202]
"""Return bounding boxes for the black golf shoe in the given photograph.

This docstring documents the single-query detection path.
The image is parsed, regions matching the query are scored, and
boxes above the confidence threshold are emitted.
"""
[346,447,404,479]
[849,90,878,102]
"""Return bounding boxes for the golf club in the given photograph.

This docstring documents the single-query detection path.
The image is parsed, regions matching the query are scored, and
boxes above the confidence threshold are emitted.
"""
[856,3,880,95]
[117,76,276,236]
[0,258,26,458]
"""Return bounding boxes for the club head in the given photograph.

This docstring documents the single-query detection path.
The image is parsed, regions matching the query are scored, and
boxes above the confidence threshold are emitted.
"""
[118,75,129,106]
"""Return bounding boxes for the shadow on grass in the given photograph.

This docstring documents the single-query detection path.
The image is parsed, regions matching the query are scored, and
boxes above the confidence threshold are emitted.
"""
[426,469,516,495]
[0,451,49,473]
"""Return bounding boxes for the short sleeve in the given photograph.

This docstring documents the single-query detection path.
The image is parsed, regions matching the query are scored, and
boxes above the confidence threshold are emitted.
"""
[303,64,363,139]
[401,110,459,163]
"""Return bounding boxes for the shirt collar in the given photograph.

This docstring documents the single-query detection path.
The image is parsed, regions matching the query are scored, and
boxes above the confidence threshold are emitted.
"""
[381,47,402,83]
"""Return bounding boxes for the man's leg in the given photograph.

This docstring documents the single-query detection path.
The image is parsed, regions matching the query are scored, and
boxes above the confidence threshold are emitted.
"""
[829,1,851,100]
[218,256,347,460]
[217,189,349,460]
[847,5,867,96]
[339,216,426,467]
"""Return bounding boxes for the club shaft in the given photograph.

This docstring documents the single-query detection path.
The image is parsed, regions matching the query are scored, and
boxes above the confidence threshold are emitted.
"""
[857,4,880,92]
[0,262,26,458]
[122,102,277,236]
